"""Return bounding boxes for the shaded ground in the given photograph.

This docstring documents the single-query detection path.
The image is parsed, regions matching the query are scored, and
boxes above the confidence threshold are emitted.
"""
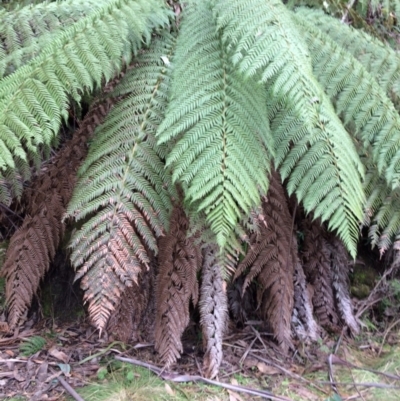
[0,315,399,401]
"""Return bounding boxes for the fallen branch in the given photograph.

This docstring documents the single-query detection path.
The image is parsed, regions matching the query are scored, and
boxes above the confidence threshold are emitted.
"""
[378,318,400,357]
[356,263,398,319]
[57,375,85,401]
[317,381,400,389]
[115,356,294,401]
[328,354,400,381]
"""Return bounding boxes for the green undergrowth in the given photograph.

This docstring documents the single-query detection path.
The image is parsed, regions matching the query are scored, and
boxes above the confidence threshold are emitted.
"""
[66,342,400,401]
[277,343,400,401]
[72,360,232,401]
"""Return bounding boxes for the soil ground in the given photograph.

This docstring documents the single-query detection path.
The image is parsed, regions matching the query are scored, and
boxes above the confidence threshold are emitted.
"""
[0,315,399,401]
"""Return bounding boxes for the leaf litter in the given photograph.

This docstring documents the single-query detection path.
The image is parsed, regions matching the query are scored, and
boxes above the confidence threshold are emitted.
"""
[0,315,398,401]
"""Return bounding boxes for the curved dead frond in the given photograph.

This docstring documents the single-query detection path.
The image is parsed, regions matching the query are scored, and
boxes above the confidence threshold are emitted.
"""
[154,204,201,367]
[1,89,115,329]
[200,244,228,379]
[107,267,154,342]
[228,275,256,325]
[292,251,320,341]
[301,220,341,333]
[328,236,360,335]
[235,171,294,352]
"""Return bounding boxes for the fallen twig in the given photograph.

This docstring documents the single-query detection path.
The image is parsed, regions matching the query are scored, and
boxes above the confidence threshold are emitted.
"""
[328,354,340,395]
[249,353,329,395]
[317,380,400,389]
[115,355,294,401]
[378,318,400,357]
[57,375,85,401]
[78,341,126,365]
[328,354,400,381]
[356,263,398,319]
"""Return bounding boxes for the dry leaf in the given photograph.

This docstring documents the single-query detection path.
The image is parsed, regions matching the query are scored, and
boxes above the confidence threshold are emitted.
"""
[230,377,239,386]
[5,350,14,357]
[256,362,281,375]
[13,369,25,382]
[289,383,320,401]
[243,357,258,368]
[48,347,69,363]
[228,389,244,401]
[36,362,49,382]
[0,322,9,333]
[164,383,175,396]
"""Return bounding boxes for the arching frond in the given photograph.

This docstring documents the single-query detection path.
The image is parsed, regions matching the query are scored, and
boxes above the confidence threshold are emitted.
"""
[0,0,107,78]
[294,11,400,188]
[157,1,272,251]
[2,91,114,329]
[362,153,400,253]
[209,0,365,256]
[0,0,170,202]
[66,33,176,331]
[296,7,400,99]
[155,204,201,368]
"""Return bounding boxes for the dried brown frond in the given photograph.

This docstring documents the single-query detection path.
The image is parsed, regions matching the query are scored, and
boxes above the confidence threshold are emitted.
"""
[200,245,228,379]
[329,236,359,334]
[235,171,294,352]
[292,249,320,341]
[228,276,256,325]
[1,89,116,329]
[301,220,341,333]
[154,204,201,367]
[107,267,154,343]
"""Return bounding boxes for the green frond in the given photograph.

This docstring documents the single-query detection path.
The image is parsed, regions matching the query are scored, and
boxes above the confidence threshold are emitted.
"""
[296,8,400,100]
[0,0,170,202]
[207,0,365,255]
[213,0,330,130]
[0,0,109,78]
[293,11,400,189]
[66,32,176,331]
[271,97,365,257]
[157,1,273,251]
[360,152,400,253]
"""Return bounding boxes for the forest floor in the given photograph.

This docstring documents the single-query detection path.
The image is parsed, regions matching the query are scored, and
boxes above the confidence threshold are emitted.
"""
[0,313,399,401]
[1,259,400,401]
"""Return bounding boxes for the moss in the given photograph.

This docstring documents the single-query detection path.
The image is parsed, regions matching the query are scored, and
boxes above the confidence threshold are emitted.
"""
[350,263,378,299]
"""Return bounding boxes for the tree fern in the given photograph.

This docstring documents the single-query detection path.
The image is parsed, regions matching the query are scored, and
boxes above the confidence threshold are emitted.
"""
[157,0,273,252]
[200,245,228,379]
[66,33,177,331]
[0,0,170,204]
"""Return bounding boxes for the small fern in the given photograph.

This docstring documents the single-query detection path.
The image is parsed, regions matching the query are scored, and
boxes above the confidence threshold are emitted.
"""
[19,335,46,356]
